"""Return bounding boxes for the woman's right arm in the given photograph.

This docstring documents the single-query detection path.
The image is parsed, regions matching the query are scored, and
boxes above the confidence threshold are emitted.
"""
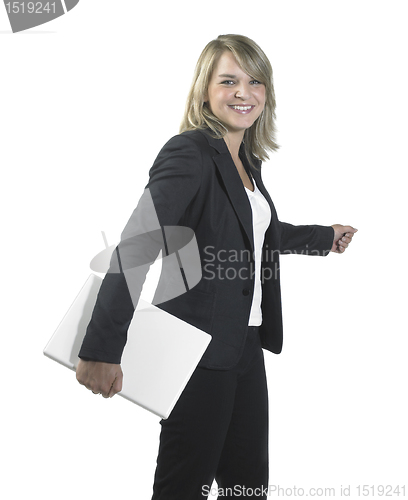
[76,134,203,395]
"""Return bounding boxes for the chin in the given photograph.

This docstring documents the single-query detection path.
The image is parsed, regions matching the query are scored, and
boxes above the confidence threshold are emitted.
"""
[232,121,255,131]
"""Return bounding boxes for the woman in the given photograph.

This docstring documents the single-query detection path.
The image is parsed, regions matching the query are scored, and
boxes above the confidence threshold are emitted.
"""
[76,34,357,499]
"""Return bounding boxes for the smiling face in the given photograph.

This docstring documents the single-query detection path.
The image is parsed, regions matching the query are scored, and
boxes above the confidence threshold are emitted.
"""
[205,50,266,141]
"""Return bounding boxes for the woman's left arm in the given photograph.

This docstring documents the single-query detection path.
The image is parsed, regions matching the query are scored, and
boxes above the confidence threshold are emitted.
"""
[278,222,357,256]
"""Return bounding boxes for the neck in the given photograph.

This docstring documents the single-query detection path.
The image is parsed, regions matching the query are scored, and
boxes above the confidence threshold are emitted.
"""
[223,129,245,161]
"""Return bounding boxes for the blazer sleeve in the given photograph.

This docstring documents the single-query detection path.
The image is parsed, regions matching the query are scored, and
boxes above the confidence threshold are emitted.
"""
[278,221,334,256]
[78,134,203,364]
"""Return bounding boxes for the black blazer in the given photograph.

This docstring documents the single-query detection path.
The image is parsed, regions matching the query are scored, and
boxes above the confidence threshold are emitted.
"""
[79,128,334,370]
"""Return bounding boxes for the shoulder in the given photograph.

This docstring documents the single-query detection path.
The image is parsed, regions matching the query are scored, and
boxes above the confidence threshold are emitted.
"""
[149,130,209,179]
[152,129,214,169]
[161,128,210,152]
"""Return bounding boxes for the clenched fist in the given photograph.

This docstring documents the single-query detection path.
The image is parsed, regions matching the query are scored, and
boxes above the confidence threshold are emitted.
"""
[331,225,358,254]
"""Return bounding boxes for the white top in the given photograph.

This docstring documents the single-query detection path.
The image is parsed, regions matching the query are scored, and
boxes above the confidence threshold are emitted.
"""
[244,177,272,326]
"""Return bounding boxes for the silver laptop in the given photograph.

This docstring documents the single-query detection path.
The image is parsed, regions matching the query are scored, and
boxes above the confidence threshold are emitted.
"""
[43,274,212,419]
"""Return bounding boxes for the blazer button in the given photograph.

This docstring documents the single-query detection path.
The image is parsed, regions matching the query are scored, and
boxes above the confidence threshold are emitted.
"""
[242,288,250,296]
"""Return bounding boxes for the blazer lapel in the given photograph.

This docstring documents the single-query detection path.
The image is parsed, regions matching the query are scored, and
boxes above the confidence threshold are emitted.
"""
[199,129,255,253]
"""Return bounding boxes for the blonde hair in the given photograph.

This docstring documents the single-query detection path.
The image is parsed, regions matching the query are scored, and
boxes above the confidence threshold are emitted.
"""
[180,34,279,167]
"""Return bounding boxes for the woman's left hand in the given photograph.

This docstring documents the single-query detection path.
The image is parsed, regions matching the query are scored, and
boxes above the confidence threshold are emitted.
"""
[331,225,358,253]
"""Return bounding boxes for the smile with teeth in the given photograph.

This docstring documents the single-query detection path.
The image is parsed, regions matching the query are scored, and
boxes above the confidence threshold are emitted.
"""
[228,104,255,115]
[229,105,254,111]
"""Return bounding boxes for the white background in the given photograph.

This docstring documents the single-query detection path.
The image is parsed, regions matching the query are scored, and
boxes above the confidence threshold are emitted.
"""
[1,1,407,498]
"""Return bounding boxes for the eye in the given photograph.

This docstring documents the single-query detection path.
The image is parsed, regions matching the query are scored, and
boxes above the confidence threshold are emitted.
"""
[250,80,263,85]
[220,80,235,85]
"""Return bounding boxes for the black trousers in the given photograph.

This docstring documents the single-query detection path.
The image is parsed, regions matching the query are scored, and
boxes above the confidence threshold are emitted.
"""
[151,326,269,499]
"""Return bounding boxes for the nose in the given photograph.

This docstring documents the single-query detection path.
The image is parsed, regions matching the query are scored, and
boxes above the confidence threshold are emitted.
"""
[235,83,251,100]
